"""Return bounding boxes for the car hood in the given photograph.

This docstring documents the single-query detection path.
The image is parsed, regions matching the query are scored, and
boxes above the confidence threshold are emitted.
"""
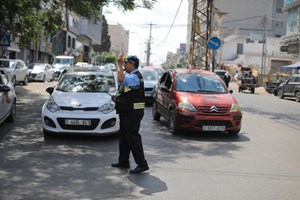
[52,91,112,107]
[176,91,237,106]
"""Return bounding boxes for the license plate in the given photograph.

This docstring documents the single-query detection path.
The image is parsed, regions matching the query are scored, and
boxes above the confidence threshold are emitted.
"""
[65,119,91,126]
[203,126,225,131]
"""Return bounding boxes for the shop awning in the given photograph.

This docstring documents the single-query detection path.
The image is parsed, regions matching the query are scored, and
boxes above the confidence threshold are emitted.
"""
[281,62,300,70]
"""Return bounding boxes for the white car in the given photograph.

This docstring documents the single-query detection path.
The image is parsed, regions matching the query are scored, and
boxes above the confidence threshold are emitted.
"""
[0,58,29,86]
[42,69,119,136]
[28,63,55,82]
[0,67,16,124]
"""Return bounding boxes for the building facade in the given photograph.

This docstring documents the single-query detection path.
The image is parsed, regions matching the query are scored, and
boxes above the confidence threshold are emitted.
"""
[186,0,296,78]
[108,24,129,56]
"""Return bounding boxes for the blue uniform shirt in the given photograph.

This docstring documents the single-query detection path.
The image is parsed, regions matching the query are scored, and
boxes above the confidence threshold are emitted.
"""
[120,69,140,89]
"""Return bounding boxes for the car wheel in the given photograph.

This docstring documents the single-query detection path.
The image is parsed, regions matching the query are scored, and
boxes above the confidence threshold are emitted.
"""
[295,91,300,102]
[273,90,278,96]
[43,128,54,138]
[152,102,161,121]
[278,89,284,99]
[11,76,16,86]
[251,87,255,93]
[23,75,28,85]
[42,75,46,82]
[50,74,55,82]
[7,100,16,122]
[228,129,240,136]
[168,109,179,134]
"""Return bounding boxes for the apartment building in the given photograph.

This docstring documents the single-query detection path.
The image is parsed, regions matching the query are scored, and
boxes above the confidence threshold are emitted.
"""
[108,24,129,56]
[186,0,296,76]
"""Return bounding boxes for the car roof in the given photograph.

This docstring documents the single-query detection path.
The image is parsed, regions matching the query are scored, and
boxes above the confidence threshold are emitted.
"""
[170,68,216,75]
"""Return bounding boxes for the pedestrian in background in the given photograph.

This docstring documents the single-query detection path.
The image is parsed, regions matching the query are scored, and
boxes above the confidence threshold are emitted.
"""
[224,71,231,88]
[111,53,149,174]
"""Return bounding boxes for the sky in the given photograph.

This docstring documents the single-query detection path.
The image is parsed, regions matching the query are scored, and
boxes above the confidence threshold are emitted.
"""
[104,0,189,66]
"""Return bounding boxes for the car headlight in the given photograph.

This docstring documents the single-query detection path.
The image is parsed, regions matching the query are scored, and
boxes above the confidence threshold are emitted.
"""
[98,100,115,114]
[46,97,60,112]
[229,103,241,112]
[178,101,197,112]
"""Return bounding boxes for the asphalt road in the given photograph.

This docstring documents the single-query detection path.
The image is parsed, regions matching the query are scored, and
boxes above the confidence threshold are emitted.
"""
[0,81,300,200]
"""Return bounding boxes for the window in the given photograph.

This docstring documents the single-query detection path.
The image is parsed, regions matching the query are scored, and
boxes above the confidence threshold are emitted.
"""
[68,36,71,48]
[237,43,243,54]
[72,38,75,49]
[276,0,284,13]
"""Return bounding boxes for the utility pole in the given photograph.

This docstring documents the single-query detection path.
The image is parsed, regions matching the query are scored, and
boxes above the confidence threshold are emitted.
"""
[146,23,156,66]
[260,15,267,86]
[189,0,213,69]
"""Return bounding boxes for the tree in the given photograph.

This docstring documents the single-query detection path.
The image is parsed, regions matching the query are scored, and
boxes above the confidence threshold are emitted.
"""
[0,0,157,47]
[93,15,111,54]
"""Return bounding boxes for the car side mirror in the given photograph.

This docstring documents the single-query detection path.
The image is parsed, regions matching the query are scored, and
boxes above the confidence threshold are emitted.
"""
[0,85,11,92]
[46,87,54,95]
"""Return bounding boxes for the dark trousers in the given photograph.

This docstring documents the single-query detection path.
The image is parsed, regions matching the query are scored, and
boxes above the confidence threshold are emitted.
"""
[118,110,147,166]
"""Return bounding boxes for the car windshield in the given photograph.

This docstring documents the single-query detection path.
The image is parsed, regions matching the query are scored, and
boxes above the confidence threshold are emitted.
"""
[176,73,227,93]
[56,73,116,93]
[140,70,159,81]
[0,60,14,68]
[28,64,45,70]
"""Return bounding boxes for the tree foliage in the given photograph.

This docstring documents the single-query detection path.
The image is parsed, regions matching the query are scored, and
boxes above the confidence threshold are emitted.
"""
[93,15,111,54]
[0,0,157,47]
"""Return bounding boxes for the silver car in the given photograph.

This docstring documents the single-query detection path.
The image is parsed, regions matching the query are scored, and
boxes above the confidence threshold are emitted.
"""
[0,67,16,124]
[28,63,55,82]
[0,58,29,86]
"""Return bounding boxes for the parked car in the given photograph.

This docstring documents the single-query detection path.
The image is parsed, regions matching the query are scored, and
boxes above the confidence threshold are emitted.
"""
[0,67,16,125]
[265,72,290,96]
[42,68,120,137]
[277,74,300,102]
[27,63,55,82]
[52,55,75,78]
[0,58,29,86]
[139,68,160,104]
[152,69,242,135]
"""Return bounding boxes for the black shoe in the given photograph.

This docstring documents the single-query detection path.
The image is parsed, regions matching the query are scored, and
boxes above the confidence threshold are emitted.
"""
[111,162,130,169]
[130,165,149,174]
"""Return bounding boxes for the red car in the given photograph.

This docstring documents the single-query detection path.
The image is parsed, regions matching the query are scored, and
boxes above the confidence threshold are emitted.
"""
[152,69,242,135]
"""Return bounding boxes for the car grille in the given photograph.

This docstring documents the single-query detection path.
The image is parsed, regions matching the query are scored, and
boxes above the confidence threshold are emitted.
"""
[60,106,99,111]
[57,118,100,130]
[197,106,229,113]
[195,120,233,127]
[29,73,37,78]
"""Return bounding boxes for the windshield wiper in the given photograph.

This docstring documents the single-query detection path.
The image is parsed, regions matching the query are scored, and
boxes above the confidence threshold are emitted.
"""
[56,88,68,92]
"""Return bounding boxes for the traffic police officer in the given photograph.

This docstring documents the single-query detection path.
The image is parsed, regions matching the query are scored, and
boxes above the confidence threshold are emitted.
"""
[111,53,149,174]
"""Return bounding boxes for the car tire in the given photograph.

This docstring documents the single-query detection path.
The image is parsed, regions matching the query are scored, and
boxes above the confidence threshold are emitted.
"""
[228,129,240,136]
[7,100,16,122]
[152,102,161,121]
[50,74,55,82]
[43,128,54,138]
[295,91,300,102]
[251,87,255,93]
[278,89,284,99]
[23,75,28,85]
[42,75,46,83]
[168,109,179,134]
[11,76,16,86]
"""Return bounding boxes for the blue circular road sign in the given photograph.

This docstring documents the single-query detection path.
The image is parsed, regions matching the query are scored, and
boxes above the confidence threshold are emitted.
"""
[208,36,221,50]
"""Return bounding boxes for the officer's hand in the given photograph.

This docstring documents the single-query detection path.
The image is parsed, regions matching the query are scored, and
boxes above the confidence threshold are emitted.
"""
[117,53,124,67]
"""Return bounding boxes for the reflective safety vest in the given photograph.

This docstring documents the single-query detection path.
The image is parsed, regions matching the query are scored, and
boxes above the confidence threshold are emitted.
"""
[115,71,145,113]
